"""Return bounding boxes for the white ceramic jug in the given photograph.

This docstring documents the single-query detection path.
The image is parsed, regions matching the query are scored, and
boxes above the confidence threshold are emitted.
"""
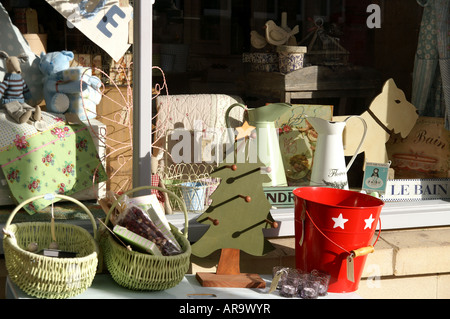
[308,116,367,189]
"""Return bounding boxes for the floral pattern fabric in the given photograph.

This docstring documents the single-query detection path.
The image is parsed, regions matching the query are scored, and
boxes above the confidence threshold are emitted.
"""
[0,118,107,214]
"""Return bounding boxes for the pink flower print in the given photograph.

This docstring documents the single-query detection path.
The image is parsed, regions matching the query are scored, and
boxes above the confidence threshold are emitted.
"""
[91,168,101,181]
[27,177,40,193]
[42,151,55,166]
[51,127,69,139]
[26,202,37,213]
[7,168,20,183]
[76,137,88,152]
[51,128,62,138]
[56,128,65,138]
[282,125,292,133]
[14,134,28,150]
[62,162,75,177]
[57,183,66,194]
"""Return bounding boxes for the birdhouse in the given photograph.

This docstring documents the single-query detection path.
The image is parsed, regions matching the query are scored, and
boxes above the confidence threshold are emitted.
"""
[299,18,349,66]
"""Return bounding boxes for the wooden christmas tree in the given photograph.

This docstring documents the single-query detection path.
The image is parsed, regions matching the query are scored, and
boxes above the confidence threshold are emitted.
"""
[192,122,278,288]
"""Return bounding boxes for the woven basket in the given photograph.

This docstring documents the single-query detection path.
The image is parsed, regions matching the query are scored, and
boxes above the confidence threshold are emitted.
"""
[99,185,191,291]
[3,194,99,299]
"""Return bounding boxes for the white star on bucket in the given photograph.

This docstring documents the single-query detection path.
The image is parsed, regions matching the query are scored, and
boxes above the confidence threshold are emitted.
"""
[364,214,375,230]
[332,213,348,229]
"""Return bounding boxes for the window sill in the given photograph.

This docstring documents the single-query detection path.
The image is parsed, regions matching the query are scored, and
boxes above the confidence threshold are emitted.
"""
[166,199,450,242]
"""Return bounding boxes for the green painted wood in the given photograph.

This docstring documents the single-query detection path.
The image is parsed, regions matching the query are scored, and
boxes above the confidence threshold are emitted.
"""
[192,162,276,258]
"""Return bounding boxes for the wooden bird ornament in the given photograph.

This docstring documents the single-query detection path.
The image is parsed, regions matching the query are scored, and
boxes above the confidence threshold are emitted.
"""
[265,20,299,46]
[250,30,268,49]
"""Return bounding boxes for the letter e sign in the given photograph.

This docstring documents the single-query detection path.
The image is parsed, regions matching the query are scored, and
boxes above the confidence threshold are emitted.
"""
[97,5,127,38]
[45,0,132,61]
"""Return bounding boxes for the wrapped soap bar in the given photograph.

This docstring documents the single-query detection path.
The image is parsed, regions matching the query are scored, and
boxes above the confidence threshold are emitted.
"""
[129,194,181,251]
[115,203,182,256]
[279,284,298,298]
[113,225,163,256]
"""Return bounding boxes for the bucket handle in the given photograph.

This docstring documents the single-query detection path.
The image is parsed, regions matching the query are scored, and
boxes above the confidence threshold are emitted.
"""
[300,203,382,256]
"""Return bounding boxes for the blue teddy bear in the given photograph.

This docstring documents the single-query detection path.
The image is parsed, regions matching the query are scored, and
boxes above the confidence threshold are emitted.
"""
[39,50,102,120]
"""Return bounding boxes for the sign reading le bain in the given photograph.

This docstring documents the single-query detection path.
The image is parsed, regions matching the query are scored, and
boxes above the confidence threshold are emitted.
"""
[264,179,450,208]
[46,0,133,61]
[382,179,450,201]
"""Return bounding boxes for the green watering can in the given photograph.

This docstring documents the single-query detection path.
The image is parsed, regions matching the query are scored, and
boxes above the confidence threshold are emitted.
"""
[225,103,292,187]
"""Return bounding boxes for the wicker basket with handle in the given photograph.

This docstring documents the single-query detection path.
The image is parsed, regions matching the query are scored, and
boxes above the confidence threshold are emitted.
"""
[3,194,99,299]
[99,185,191,291]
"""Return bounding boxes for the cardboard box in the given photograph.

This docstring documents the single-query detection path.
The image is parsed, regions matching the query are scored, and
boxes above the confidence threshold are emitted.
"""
[23,33,47,55]
[70,53,103,78]
[13,8,38,34]
[96,86,133,193]
[109,52,133,85]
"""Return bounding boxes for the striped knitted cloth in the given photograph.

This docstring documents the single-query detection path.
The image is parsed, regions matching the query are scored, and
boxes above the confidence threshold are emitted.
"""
[0,73,32,104]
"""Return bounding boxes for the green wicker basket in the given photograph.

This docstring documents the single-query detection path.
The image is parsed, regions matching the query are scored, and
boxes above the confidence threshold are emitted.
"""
[99,185,191,291]
[3,194,99,299]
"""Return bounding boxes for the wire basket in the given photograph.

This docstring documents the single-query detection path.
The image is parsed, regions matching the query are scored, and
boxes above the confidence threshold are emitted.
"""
[158,163,219,212]
[99,185,191,291]
[2,194,99,299]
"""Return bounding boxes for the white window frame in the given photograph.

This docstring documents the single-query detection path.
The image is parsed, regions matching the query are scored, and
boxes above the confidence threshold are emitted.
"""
[133,1,153,191]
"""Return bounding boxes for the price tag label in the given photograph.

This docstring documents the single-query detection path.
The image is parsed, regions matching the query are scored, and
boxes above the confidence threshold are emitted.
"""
[347,254,355,283]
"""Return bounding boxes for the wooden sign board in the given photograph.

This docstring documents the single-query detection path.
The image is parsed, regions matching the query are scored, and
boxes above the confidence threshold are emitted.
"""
[264,187,297,208]
[264,179,450,203]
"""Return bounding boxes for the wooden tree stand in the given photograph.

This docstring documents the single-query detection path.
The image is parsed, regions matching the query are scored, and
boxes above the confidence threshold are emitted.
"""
[196,248,266,288]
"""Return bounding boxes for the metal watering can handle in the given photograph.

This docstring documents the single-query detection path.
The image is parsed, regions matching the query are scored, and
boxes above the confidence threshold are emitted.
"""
[344,115,368,172]
[225,103,247,127]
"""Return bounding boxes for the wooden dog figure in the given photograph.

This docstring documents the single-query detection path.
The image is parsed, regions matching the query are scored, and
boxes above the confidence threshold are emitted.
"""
[334,78,419,167]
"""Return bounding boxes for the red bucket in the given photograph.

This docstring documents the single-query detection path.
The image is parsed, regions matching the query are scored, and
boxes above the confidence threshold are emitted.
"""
[293,187,384,293]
